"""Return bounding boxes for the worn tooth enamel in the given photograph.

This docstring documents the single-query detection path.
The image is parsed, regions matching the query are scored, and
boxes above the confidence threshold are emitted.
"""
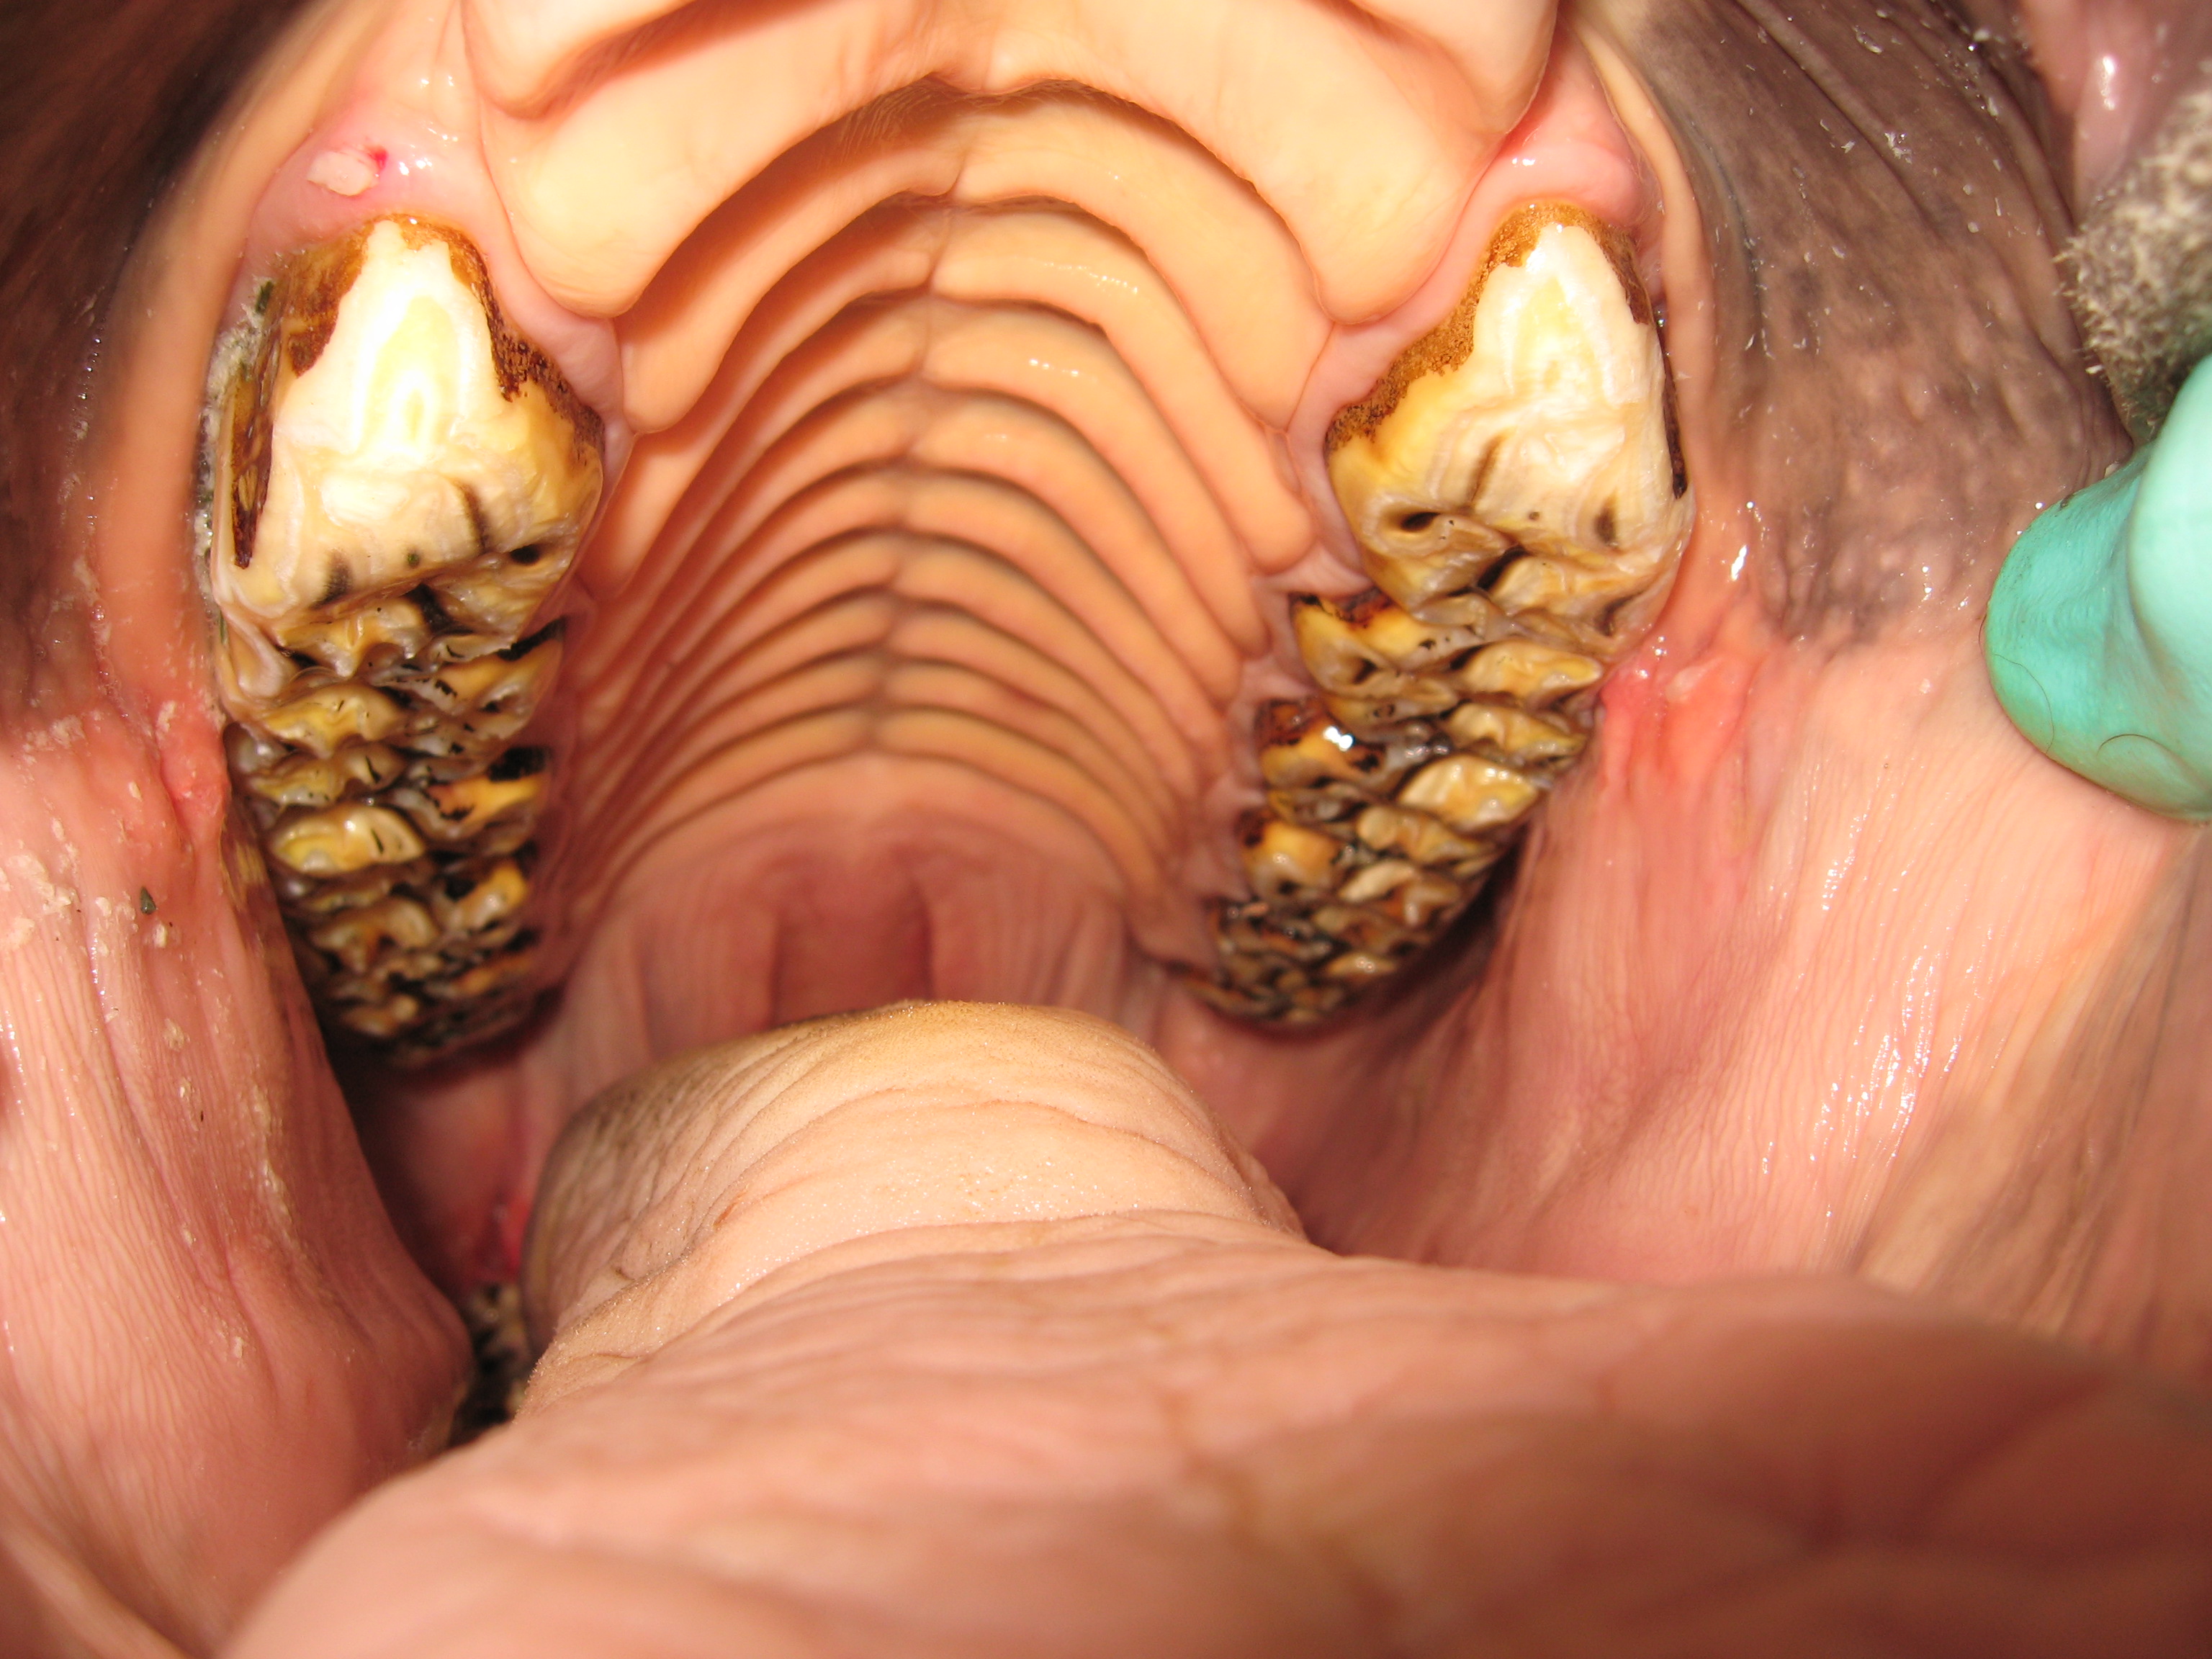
[1290,593,1489,691]
[1238,813,1346,901]
[1322,688,1467,735]
[1452,640,1603,707]
[207,218,598,631]
[1323,201,1689,649]
[1337,858,1417,904]
[203,213,602,1059]
[309,896,441,976]
[1393,754,1540,835]
[243,744,407,809]
[408,628,563,728]
[252,682,409,757]
[1352,803,1493,870]
[1199,200,1690,1024]
[431,859,529,936]
[335,997,423,1041]
[1442,703,1584,768]
[271,595,430,680]
[392,767,547,844]
[266,804,428,876]
[1256,698,1448,793]
[272,858,429,916]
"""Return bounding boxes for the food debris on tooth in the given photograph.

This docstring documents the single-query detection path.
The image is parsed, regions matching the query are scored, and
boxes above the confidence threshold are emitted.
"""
[1195,201,1693,1024]
[201,214,602,1060]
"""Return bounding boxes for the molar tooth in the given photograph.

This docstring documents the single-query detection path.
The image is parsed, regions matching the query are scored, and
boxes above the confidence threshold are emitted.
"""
[207,217,601,633]
[1352,803,1494,871]
[1326,201,1690,647]
[271,594,430,679]
[1201,202,1689,1024]
[202,216,601,1059]
[1290,592,1491,691]
[430,858,530,937]
[273,858,434,917]
[254,682,408,757]
[334,996,424,1042]
[1337,858,1419,905]
[266,804,427,876]
[391,765,547,845]
[243,743,407,809]
[307,896,441,976]
[1238,813,1346,902]
[1442,703,1585,769]
[1393,754,1541,836]
[1450,640,1604,708]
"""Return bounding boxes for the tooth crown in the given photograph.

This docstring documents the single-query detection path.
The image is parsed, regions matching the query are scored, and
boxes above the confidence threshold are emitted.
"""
[203,216,603,1060]
[1197,203,1691,1025]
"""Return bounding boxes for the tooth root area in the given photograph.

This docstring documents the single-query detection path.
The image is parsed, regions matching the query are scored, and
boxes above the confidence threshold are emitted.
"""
[204,217,601,1061]
[1203,202,1687,1026]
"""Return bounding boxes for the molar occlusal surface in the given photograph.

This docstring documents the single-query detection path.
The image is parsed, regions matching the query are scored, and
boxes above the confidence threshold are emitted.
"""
[1200,202,1692,1025]
[207,215,603,1058]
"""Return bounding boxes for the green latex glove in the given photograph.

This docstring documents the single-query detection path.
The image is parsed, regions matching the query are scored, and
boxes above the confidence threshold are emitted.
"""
[1987,355,2212,817]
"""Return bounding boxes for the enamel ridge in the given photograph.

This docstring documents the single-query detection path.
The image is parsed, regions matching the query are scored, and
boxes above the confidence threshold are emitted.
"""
[203,215,603,1059]
[1196,202,1692,1023]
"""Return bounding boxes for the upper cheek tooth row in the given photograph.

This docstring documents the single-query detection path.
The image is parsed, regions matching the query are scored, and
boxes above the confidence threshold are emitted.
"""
[1195,202,1693,1024]
[204,215,602,1059]
[199,195,1683,1050]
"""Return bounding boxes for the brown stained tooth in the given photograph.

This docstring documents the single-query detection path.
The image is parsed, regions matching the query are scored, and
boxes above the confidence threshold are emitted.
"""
[1324,201,1691,658]
[202,215,601,1057]
[308,896,441,975]
[1198,200,1692,1022]
[431,859,529,937]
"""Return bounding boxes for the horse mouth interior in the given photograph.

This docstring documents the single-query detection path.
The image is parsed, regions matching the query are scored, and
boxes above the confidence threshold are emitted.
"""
[77,0,2139,1424]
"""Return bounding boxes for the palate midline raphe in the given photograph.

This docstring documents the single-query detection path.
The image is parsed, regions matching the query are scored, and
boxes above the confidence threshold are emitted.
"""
[1195,201,1693,1025]
[201,214,604,1061]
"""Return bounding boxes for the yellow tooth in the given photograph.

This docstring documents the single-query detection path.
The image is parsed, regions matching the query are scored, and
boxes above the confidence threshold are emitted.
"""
[1352,804,1495,871]
[243,743,406,809]
[208,217,600,639]
[271,595,430,680]
[1393,754,1541,835]
[1239,815,1344,901]
[1442,703,1585,768]
[266,804,427,876]
[204,215,602,1060]
[308,896,441,975]
[397,768,546,845]
[1199,202,1690,1025]
[1326,201,1689,650]
[1290,592,1489,691]
[1336,858,1419,904]
[252,682,408,757]
[431,859,529,936]
[1452,640,1604,707]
